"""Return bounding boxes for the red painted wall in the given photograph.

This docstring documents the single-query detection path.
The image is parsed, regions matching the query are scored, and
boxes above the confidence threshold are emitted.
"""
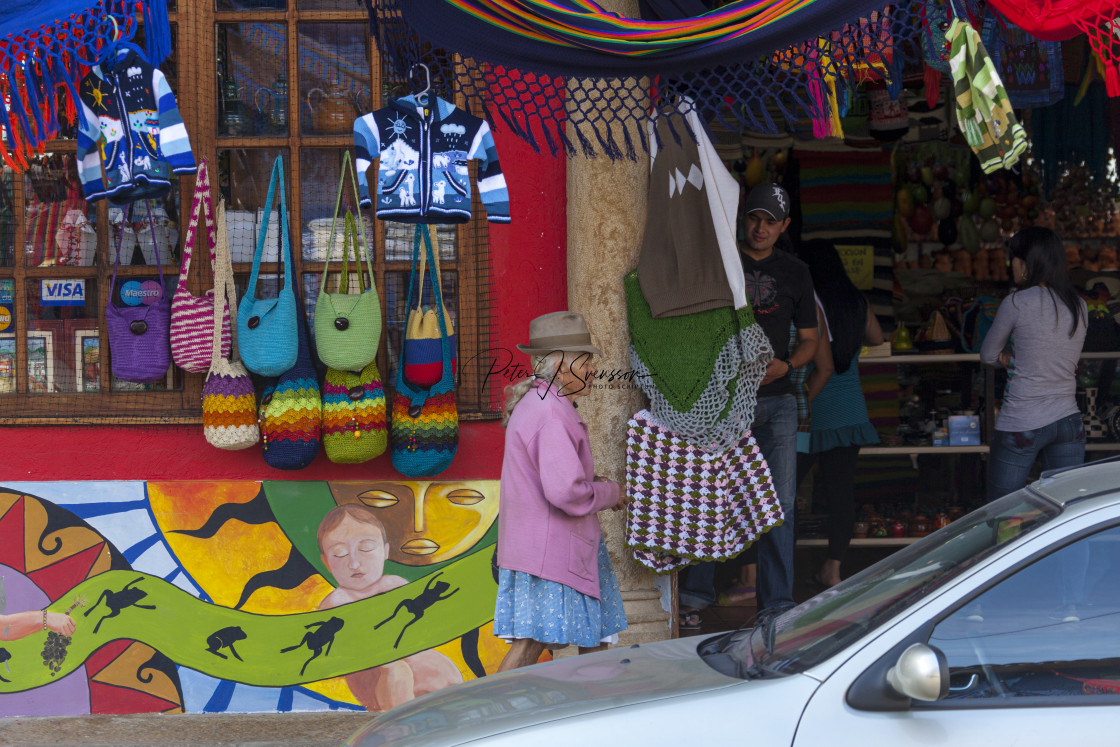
[0,124,568,481]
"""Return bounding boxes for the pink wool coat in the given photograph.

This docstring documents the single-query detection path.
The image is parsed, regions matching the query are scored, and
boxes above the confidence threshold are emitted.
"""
[497,379,619,598]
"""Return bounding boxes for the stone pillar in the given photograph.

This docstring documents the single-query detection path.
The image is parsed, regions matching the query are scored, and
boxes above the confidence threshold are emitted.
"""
[565,0,670,645]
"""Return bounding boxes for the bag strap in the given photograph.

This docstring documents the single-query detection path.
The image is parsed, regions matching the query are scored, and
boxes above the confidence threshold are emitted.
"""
[210,199,240,368]
[111,199,165,301]
[178,159,217,292]
[248,156,292,300]
[397,224,452,401]
[321,150,375,293]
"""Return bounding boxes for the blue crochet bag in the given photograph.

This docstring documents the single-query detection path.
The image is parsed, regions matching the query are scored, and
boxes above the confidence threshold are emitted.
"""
[238,156,297,376]
[259,291,322,470]
[981,13,1064,109]
[391,225,458,477]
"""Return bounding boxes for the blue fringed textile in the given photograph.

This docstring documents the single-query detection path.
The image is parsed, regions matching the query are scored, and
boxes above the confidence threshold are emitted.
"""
[0,0,171,172]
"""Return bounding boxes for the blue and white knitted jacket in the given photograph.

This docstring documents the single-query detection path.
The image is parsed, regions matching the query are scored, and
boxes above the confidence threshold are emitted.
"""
[77,45,196,204]
[354,95,509,224]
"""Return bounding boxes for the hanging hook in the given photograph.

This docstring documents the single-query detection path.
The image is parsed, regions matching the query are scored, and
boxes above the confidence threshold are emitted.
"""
[109,15,121,42]
[409,63,431,106]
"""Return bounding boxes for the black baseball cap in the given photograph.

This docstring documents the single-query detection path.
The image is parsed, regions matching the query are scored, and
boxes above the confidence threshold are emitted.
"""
[743,182,790,221]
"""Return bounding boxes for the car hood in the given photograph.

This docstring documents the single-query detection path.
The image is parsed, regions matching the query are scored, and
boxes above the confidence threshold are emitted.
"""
[343,635,743,747]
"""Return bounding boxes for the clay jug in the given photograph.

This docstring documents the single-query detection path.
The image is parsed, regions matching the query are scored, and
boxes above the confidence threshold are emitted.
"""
[308,85,357,134]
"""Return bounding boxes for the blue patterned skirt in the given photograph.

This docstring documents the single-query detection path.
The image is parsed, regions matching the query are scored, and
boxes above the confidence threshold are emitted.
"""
[494,537,628,648]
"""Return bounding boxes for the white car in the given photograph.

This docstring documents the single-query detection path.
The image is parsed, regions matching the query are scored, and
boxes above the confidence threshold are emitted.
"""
[345,459,1120,746]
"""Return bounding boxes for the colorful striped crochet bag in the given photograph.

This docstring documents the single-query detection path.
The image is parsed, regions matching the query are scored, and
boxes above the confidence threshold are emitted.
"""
[202,200,259,450]
[171,159,232,373]
[391,225,458,477]
[625,409,784,573]
[322,359,388,463]
[259,289,321,470]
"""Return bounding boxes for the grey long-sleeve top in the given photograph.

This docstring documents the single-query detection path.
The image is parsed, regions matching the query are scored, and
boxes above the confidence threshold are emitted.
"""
[980,286,1087,432]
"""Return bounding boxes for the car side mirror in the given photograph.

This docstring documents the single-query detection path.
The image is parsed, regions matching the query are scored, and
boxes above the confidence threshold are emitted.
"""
[886,643,949,702]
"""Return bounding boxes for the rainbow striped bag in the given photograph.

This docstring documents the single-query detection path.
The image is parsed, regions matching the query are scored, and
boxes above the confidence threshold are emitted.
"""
[403,228,456,388]
[322,360,388,463]
[259,290,321,470]
[202,201,259,450]
[391,225,458,477]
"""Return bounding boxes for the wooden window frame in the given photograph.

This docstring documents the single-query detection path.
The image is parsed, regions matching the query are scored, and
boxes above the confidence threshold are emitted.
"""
[0,1,494,424]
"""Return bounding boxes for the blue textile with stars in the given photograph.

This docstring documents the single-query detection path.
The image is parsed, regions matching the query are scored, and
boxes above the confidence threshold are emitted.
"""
[494,537,627,648]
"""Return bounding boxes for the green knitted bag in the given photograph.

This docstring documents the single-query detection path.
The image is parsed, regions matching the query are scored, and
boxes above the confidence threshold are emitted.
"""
[321,359,388,463]
[314,152,381,372]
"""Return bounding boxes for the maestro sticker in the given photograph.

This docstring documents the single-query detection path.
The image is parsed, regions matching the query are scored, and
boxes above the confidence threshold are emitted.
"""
[120,280,163,306]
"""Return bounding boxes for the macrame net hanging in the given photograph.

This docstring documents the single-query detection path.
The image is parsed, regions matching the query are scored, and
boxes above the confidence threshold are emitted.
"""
[982,0,1120,96]
[369,0,931,160]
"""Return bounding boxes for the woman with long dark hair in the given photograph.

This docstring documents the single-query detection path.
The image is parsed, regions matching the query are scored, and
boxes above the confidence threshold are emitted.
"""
[981,226,1087,501]
[800,240,883,588]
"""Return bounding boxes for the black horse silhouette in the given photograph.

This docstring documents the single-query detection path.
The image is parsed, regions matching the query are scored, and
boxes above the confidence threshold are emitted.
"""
[280,617,344,675]
[375,573,459,648]
[85,577,155,634]
[206,626,247,661]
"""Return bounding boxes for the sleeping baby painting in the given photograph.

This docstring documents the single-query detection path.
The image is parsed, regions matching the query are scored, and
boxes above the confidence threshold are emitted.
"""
[316,504,462,711]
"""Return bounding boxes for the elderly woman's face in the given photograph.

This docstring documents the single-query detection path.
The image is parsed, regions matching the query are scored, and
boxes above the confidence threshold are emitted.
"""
[560,352,596,398]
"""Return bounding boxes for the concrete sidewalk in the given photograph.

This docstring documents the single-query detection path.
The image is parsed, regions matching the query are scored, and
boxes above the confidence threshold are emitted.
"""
[0,713,372,746]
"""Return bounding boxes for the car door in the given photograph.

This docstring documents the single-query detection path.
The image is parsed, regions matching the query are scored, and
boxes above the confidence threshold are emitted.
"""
[794,518,1120,746]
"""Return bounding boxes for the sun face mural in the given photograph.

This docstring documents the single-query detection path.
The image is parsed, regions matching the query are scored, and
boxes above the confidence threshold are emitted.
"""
[0,480,521,718]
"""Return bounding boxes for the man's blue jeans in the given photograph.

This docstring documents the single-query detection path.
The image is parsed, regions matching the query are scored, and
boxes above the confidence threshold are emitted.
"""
[679,394,798,612]
[987,411,1085,502]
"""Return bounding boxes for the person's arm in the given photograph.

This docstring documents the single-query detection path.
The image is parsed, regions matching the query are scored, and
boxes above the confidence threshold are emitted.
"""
[864,302,885,346]
[980,296,1016,367]
[1,610,75,640]
[806,305,834,402]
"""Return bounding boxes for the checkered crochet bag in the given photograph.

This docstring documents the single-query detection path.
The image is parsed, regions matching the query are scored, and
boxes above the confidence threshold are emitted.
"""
[625,409,784,574]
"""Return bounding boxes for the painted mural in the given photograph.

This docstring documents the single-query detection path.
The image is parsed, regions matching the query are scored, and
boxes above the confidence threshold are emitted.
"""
[0,480,525,717]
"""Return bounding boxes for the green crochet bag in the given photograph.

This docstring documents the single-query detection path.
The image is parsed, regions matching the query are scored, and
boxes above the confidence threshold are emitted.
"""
[322,359,388,463]
[314,152,381,372]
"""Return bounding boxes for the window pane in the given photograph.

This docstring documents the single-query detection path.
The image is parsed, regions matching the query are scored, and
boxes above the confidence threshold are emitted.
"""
[107,192,182,268]
[217,23,288,137]
[0,166,14,268]
[0,279,13,393]
[299,23,370,136]
[297,0,352,8]
[23,279,102,394]
[217,0,285,10]
[25,154,97,268]
[385,269,457,382]
[299,148,373,262]
[385,221,457,262]
[931,524,1120,700]
[220,149,289,264]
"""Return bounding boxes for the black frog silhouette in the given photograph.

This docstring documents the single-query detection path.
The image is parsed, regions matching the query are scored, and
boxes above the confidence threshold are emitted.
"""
[205,626,247,661]
[374,572,459,648]
[84,577,155,634]
[280,616,344,676]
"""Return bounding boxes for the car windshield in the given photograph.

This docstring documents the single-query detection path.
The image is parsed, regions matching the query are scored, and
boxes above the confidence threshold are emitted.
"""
[702,488,1060,679]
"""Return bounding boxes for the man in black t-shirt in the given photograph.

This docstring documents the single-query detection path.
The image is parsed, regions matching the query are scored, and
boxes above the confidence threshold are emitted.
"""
[678,183,817,621]
[741,183,818,611]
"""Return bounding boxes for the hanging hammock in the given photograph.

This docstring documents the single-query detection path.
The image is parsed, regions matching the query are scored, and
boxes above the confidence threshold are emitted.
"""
[0,0,171,172]
[371,0,928,159]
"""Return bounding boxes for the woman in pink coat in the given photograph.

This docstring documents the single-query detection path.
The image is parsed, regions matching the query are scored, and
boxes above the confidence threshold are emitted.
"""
[495,311,629,671]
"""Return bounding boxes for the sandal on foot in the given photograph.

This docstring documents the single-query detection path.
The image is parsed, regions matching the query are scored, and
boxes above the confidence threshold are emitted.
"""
[678,609,702,630]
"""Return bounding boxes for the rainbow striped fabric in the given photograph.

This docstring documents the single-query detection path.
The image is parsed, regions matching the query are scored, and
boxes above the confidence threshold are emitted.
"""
[390,388,459,476]
[437,0,814,54]
[322,361,388,464]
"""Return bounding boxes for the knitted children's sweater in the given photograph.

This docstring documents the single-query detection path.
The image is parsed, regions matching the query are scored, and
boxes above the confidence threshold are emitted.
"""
[77,45,196,204]
[354,95,509,224]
